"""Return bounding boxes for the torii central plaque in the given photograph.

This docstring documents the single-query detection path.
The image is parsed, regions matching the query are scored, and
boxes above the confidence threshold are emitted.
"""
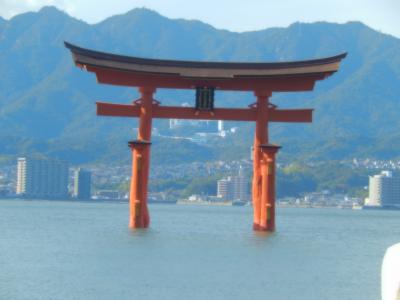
[65,42,346,231]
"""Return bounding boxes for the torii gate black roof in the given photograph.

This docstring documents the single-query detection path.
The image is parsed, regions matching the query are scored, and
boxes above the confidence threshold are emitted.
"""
[65,41,347,91]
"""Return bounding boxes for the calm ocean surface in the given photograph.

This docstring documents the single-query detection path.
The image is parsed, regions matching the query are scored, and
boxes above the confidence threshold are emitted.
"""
[1,200,399,300]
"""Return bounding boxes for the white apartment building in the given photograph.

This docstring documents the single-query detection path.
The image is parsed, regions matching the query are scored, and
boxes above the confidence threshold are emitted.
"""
[217,168,249,201]
[217,178,232,200]
[73,168,91,199]
[16,157,69,199]
[365,171,400,207]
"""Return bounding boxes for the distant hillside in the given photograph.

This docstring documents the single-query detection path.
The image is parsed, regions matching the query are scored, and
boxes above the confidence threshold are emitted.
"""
[1,6,400,164]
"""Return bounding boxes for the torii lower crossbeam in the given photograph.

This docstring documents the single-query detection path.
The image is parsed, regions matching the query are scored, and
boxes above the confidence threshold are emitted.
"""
[98,88,312,231]
[65,41,346,232]
[97,102,313,123]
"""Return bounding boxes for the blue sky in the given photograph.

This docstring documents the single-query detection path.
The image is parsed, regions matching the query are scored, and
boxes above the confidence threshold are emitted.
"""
[1,0,399,37]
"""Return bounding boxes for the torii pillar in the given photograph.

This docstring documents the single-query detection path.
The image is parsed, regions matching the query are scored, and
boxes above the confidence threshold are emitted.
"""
[252,90,270,230]
[259,144,281,231]
[64,41,346,233]
[251,90,281,231]
[128,87,155,228]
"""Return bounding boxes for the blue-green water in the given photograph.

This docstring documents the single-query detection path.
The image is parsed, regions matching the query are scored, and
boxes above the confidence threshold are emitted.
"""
[1,200,399,300]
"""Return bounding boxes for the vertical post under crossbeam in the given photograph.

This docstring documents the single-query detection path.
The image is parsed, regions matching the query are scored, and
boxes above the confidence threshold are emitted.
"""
[128,140,151,228]
[128,86,155,229]
[260,144,280,231]
[252,90,271,231]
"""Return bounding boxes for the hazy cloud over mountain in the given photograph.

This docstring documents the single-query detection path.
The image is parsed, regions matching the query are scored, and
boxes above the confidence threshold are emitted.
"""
[0,0,75,18]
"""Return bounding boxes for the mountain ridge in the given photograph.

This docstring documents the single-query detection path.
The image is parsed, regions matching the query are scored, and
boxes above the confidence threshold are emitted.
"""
[1,7,400,164]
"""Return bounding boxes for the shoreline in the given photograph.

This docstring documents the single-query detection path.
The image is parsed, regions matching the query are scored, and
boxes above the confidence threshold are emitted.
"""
[1,197,399,211]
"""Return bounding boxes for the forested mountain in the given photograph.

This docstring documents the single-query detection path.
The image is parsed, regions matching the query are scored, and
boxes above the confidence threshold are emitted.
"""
[1,6,400,164]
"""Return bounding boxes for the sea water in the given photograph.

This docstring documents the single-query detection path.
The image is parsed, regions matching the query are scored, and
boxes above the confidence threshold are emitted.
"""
[1,199,399,300]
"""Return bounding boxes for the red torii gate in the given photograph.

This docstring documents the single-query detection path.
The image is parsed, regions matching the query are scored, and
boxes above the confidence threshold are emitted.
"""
[65,42,346,231]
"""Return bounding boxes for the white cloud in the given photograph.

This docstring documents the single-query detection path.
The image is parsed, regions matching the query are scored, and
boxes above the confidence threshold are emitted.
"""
[0,0,74,19]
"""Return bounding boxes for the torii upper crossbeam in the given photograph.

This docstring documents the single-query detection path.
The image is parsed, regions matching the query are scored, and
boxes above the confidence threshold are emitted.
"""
[65,42,346,231]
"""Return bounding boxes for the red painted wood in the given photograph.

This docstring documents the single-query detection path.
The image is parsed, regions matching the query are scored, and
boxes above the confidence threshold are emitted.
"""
[97,102,140,117]
[89,66,328,92]
[65,43,346,233]
[96,102,313,123]
[260,146,279,231]
[128,87,155,229]
[252,91,270,231]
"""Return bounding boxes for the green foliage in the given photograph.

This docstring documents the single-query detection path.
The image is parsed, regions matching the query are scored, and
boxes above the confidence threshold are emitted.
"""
[277,161,373,197]
[1,8,400,165]
[149,175,220,198]
[151,138,215,165]
[282,163,305,175]
[181,176,218,198]
[117,181,130,193]
[278,167,317,197]
[150,177,191,193]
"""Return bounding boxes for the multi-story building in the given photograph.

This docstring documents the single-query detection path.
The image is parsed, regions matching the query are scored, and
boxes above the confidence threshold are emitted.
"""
[16,157,69,199]
[365,171,400,207]
[73,168,91,199]
[217,168,249,202]
[231,174,248,201]
[217,178,232,200]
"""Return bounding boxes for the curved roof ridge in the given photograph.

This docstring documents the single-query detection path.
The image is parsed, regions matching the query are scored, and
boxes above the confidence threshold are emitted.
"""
[64,41,347,70]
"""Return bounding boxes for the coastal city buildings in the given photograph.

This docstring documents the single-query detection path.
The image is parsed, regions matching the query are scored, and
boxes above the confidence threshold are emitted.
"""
[217,168,249,202]
[16,157,69,199]
[365,171,400,207]
[1,156,395,207]
[73,168,92,199]
[93,190,121,200]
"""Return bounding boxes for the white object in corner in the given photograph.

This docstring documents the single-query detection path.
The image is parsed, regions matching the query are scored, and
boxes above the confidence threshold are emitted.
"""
[382,243,400,300]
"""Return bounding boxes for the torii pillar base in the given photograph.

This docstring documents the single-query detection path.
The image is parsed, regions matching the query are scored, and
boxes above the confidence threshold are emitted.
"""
[257,144,281,232]
[128,140,151,229]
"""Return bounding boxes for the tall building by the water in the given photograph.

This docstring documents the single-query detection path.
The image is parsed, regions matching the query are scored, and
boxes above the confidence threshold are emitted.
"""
[16,157,69,199]
[365,171,400,207]
[217,178,232,200]
[217,168,249,201]
[73,168,91,199]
